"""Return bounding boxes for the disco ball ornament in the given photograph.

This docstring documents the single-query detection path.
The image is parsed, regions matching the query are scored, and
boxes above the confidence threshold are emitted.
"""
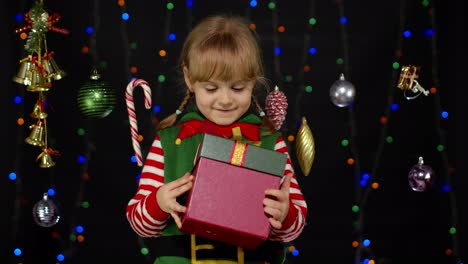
[32,193,61,227]
[77,69,116,118]
[408,156,435,192]
[329,73,356,107]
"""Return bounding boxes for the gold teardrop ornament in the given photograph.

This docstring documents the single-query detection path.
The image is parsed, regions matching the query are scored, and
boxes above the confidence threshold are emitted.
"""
[295,116,315,176]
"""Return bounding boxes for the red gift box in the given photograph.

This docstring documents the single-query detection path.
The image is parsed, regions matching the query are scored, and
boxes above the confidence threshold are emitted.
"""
[180,134,287,250]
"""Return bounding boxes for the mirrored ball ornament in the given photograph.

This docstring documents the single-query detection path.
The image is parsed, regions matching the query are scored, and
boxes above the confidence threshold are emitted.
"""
[32,193,61,227]
[329,73,356,107]
[408,156,435,192]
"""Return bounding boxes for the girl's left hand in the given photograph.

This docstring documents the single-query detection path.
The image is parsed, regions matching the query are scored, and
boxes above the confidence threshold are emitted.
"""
[263,173,292,229]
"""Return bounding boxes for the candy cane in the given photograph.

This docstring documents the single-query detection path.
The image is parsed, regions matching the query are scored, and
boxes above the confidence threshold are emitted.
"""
[125,78,152,166]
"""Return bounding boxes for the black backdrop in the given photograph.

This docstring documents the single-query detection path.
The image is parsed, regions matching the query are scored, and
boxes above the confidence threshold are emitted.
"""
[1,1,465,263]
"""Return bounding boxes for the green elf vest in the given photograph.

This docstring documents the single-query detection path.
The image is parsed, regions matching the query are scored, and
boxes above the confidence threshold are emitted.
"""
[152,112,286,264]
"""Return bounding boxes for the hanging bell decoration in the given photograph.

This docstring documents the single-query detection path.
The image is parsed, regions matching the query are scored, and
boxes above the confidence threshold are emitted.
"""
[13,57,34,85]
[32,193,61,228]
[77,69,116,119]
[25,121,46,147]
[44,55,66,81]
[30,99,48,119]
[295,116,316,176]
[36,148,57,168]
[27,67,50,92]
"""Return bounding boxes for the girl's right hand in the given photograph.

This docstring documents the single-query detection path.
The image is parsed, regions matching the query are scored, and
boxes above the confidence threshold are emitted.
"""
[156,172,194,228]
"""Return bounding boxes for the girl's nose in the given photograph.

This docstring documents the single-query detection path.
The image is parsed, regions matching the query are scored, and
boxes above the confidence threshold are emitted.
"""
[218,90,233,106]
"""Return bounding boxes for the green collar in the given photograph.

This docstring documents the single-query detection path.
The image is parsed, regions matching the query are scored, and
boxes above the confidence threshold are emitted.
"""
[178,112,263,125]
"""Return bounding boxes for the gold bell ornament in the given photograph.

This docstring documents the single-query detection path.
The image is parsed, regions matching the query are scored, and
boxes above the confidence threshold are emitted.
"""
[295,116,316,176]
[25,121,46,147]
[42,52,66,81]
[30,99,48,119]
[36,148,60,168]
[13,56,34,86]
[27,67,50,92]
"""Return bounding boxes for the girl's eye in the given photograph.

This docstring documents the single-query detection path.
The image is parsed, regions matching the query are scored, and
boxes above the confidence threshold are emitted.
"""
[204,85,217,91]
[232,85,245,91]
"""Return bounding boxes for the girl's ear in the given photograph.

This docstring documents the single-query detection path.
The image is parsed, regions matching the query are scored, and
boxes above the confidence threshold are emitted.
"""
[183,66,193,92]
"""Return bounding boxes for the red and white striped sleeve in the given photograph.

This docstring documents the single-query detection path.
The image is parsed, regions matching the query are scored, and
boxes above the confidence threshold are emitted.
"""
[269,136,308,242]
[126,135,170,237]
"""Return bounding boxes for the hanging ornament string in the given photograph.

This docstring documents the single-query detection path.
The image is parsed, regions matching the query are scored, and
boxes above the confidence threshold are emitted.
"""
[126,79,152,166]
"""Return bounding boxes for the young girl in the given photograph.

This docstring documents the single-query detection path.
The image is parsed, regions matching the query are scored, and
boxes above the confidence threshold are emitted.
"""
[126,14,307,264]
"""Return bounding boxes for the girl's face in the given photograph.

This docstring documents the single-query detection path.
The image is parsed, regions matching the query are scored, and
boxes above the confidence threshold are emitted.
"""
[186,76,255,126]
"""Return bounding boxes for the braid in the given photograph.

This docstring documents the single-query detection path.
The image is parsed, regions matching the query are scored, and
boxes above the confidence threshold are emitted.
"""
[252,95,276,133]
[157,91,193,130]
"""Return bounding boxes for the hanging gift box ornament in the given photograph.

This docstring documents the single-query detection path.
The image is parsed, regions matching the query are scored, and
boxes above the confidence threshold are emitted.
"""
[265,85,288,130]
[77,69,116,119]
[295,116,316,176]
[32,193,61,228]
[407,156,435,192]
[329,73,356,107]
[397,65,429,100]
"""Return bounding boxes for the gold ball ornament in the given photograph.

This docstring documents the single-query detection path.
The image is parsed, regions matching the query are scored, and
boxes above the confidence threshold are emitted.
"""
[295,116,315,176]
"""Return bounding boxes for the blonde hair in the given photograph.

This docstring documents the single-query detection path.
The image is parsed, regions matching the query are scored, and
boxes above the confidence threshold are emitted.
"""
[158,14,275,131]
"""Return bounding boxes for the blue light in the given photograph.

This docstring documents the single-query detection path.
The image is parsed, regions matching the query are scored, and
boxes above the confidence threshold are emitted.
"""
[442,184,451,193]
[363,259,370,264]
[153,105,161,113]
[363,239,371,247]
[136,173,141,181]
[186,0,193,8]
[274,47,281,56]
[168,33,176,41]
[359,180,367,187]
[13,248,22,256]
[15,13,23,22]
[339,16,348,24]
[291,249,299,256]
[424,28,434,37]
[308,47,317,55]
[362,173,370,180]
[441,111,448,118]
[403,30,411,38]
[85,26,94,35]
[14,96,23,104]
[249,0,258,7]
[47,188,56,197]
[57,254,65,262]
[9,172,17,180]
[77,155,86,164]
[131,155,137,163]
[121,12,130,21]
[75,225,84,233]
[391,103,399,111]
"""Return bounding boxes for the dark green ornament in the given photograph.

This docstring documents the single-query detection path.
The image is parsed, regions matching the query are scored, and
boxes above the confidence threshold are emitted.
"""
[77,70,116,118]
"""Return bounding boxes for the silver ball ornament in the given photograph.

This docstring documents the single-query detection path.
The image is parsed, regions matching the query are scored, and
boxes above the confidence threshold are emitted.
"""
[330,73,356,107]
[32,193,61,227]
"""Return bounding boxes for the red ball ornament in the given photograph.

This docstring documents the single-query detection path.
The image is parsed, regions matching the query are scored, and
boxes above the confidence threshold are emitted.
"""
[265,85,288,130]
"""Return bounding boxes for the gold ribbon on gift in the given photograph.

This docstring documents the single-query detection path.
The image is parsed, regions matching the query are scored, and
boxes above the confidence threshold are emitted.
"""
[190,234,244,264]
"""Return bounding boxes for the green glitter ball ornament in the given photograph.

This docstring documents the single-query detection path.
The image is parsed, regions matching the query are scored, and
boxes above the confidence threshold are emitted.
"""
[77,69,116,118]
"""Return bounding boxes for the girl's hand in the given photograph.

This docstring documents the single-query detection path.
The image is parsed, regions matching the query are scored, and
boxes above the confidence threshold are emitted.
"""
[156,172,194,228]
[263,173,292,229]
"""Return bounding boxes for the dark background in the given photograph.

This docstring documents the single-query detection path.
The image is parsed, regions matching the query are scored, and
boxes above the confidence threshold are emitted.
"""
[2,0,465,263]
